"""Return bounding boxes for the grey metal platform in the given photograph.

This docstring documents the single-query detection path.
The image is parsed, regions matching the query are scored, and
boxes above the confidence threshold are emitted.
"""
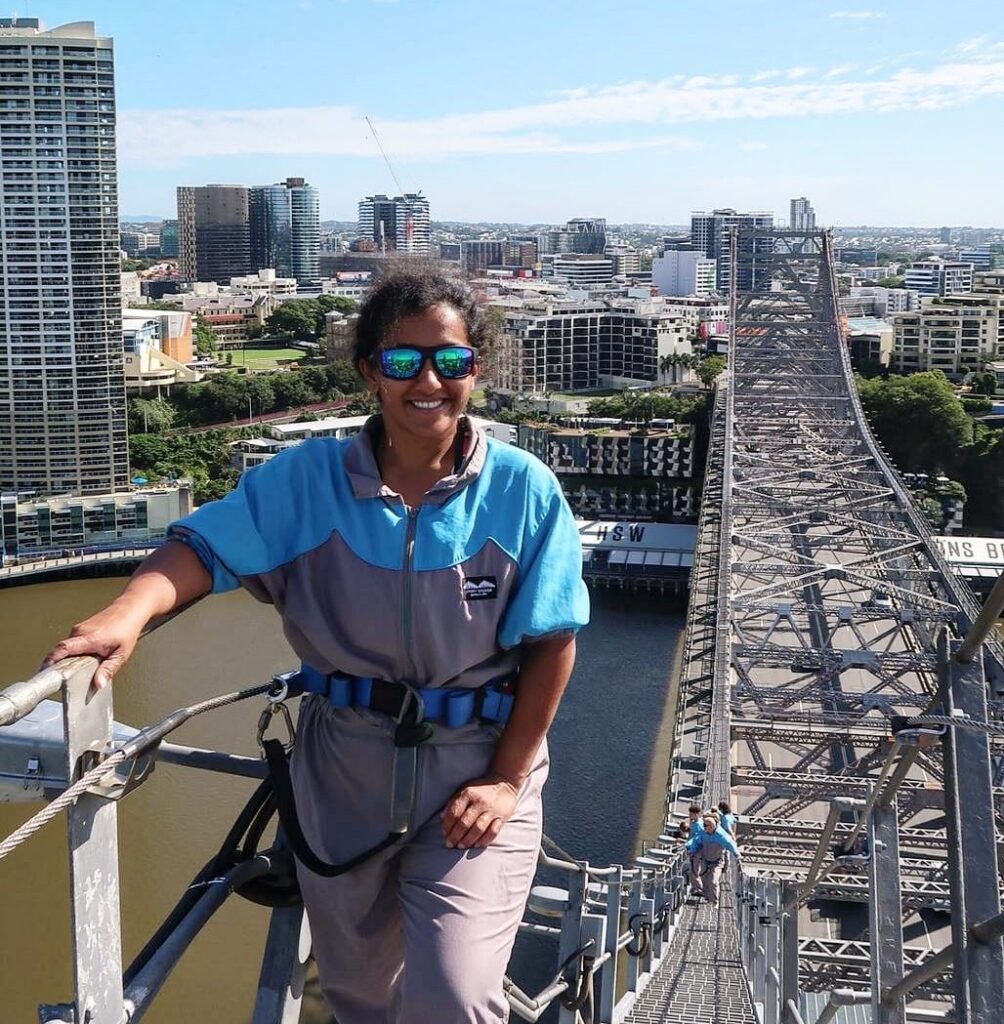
[624,881,757,1024]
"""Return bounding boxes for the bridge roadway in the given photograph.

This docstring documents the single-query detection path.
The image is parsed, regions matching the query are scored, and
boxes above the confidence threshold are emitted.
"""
[622,231,1004,1023]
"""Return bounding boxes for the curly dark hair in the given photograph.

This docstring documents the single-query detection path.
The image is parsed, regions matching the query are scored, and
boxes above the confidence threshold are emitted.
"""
[353,265,495,367]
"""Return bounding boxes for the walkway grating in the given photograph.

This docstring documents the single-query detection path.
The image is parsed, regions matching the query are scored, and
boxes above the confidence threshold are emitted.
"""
[622,879,757,1024]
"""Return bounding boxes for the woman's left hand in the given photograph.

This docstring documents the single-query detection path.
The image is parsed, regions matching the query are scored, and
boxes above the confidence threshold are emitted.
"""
[441,773,520,849]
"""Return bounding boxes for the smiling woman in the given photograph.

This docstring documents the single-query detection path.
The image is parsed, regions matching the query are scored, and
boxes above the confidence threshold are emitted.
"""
[43,267,590,1023]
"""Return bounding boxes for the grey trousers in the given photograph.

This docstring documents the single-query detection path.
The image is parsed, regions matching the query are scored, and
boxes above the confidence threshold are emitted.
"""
[696,850,724,905]
[291,695,548,1024]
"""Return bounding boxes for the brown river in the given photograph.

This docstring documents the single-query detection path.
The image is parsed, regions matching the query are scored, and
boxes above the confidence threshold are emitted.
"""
[0,577,683,1023]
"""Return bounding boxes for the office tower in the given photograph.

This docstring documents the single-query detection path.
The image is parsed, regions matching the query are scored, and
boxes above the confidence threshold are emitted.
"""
[461,239,506,275]
[0,19,129,496]
[250,177,320,286]
[177,184,251,283]
[358,193,431,256]
[790,197,816,231]
[159,219,179,257]
[538,218,607,256]
[940,226,952,245]
[285,177,320,285]
[690,209,774,292]
[249,185,292,277]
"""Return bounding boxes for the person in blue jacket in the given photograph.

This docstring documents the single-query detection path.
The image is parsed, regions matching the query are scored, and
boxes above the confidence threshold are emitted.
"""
[686,815,741,906]
[718,799,737,836]
[43,268,590,1024]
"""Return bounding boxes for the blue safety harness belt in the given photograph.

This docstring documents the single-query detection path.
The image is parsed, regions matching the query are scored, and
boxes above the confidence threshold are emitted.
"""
[262,667,518,876]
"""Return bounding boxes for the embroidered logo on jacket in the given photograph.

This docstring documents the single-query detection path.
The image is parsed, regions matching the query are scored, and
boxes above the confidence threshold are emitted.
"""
[462,576,498,601]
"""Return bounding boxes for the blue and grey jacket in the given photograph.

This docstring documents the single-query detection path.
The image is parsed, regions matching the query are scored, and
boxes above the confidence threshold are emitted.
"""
[168,416,590,689]
[686,826,739,858]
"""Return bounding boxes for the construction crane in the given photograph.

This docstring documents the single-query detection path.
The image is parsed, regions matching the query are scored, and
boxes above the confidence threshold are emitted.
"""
[364,116,422,254]
[364,116,407,196]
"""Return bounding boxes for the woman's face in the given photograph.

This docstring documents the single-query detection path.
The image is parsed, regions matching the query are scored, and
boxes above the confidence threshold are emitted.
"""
[360,303,478,449]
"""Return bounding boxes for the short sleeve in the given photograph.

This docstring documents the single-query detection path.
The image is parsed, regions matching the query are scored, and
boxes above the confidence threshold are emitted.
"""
[167,466,270,594]
[498,471,590,648]
[166,442,327,596]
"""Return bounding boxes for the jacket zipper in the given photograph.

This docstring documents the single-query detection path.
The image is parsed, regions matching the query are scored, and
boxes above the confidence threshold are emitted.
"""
[401,504,419,682]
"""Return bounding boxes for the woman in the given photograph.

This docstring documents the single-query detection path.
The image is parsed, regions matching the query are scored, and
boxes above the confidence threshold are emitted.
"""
[43,269,590,1023]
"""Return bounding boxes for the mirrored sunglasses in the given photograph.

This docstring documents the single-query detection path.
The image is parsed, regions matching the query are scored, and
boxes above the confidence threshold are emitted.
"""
[376,345,476,381]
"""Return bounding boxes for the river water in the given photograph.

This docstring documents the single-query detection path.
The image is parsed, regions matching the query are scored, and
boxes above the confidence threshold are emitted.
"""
[0,578,684,1023]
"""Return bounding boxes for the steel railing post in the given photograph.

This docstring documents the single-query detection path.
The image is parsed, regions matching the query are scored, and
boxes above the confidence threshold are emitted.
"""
[942,630,1004,1022]
[780,881,800,1022]
[556,870,588,1024]
[753,878,767,1009]
[251,904,310,1024]
[869,797,904,1024]
[59,664,126,1024]
[625,872,644,996]
[599,867,622,1024]
[763,882,781,1024]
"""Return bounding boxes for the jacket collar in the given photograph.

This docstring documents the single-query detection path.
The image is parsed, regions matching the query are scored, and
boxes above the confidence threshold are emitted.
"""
[343,414,488,505]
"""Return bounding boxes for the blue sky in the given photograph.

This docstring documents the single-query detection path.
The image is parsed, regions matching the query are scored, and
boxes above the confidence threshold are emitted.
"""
[28,1,1004,225]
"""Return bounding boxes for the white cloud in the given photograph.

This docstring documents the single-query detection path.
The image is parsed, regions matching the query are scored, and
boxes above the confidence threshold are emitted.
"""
[830,9,885,19]
[118,40,1004,164]
[823,64,855,79]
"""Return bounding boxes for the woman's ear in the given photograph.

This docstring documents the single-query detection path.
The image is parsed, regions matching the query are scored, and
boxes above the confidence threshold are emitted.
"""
[358,357,379,393]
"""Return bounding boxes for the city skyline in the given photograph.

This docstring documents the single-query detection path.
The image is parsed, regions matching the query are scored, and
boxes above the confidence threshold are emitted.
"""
[24,1,1004,226]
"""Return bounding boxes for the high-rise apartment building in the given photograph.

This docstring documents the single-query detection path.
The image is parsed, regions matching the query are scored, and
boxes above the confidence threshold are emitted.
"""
[358,193,431,256]
[690,209,774,292]
[891,294,1003,378]
[0,19,129,496]
[903,259,974,297]
[177,184,251,284]
[497,297,690,392]
[394,193,430,255]
[790,197,816,231]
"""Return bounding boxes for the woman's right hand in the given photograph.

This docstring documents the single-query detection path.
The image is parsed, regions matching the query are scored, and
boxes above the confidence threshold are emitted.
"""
[41,600,148,689]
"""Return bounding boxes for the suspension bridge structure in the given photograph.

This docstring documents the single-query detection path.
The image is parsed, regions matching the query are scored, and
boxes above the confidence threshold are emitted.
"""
[2,229,1004,1023]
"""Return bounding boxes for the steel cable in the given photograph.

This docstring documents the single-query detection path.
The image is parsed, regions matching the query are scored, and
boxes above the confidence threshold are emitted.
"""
[0,680,275,864]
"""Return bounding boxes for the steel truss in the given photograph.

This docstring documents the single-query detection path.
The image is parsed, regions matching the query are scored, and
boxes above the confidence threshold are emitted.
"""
[710,230,1004,1020]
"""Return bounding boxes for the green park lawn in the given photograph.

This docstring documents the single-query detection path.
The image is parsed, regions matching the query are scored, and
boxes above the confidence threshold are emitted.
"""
[225,347,308,369]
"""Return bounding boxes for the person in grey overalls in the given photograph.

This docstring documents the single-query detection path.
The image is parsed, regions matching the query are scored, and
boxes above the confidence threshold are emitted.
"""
[686,815,741,906]
[43,268,590,1023]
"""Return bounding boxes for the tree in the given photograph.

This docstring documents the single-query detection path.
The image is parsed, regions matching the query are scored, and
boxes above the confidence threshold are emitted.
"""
[271,372,313,409]
[127,397,176,435]
[697,356,727,388]
[194,319,217,357]
[327,358,363,395]
[877,275,905,288]
[977,371,998,397]
[267,299,321,340]
[857,371,973,475]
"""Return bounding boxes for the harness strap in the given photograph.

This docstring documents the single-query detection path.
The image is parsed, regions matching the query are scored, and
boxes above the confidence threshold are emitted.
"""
[295,666,515,728]
[262,737,404,877]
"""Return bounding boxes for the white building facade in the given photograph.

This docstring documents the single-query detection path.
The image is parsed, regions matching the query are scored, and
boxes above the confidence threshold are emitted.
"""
[651,249,717,297]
